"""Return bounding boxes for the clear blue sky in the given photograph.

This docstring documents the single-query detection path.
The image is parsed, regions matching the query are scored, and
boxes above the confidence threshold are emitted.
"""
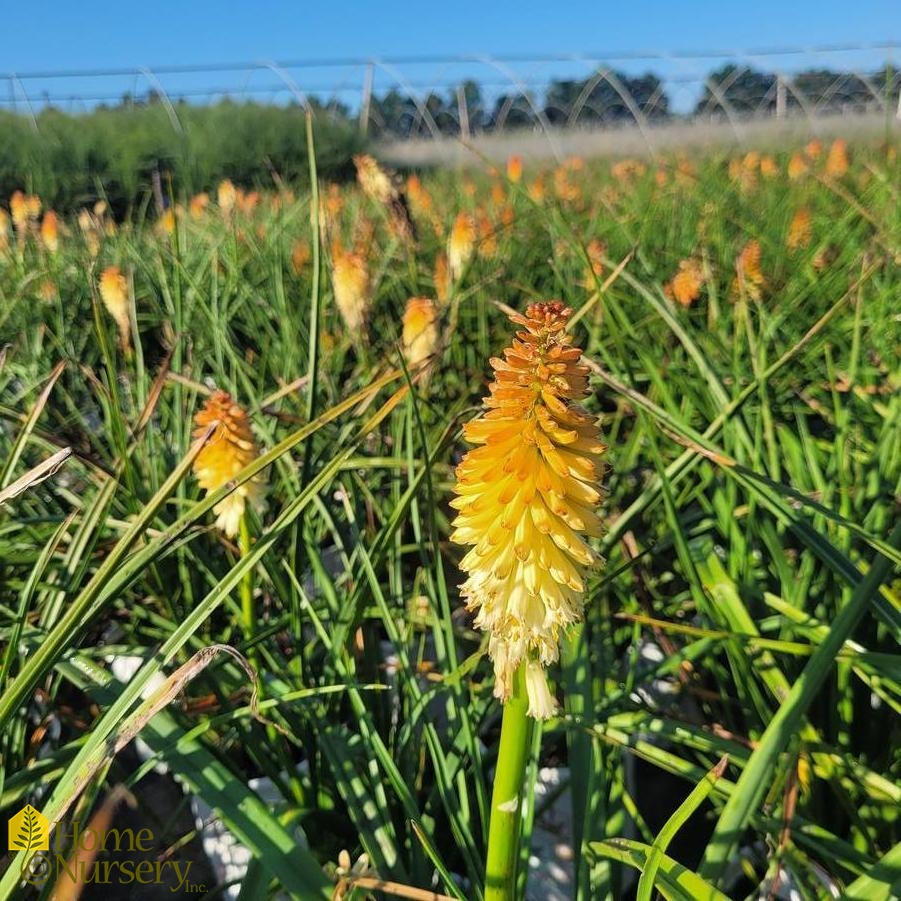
[3,1,898,113]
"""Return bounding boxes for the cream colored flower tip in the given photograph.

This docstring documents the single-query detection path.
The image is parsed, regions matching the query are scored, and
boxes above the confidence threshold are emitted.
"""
[451,301,606,718]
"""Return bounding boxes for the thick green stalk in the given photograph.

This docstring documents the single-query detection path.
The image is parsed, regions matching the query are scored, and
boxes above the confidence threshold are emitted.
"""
[485,665,533,901]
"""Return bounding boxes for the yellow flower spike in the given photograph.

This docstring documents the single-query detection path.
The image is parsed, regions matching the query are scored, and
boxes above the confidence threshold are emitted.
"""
[451,301,606,718]
[354,154,416,243]
[217,179,237,217]
[354,153,394,204]
[158,207,177,236]
[98,266,131,351]
[192,391,266,538]
[448,212,476,282]
[402,297,439,374]
[329,238,372,336]
[0,209,9,251]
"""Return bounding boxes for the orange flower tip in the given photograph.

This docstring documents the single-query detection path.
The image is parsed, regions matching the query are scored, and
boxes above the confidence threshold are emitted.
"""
[192,391,265,537]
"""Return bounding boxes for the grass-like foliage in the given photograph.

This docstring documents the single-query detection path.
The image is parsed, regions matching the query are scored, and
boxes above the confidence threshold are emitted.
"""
[0,134,898,900]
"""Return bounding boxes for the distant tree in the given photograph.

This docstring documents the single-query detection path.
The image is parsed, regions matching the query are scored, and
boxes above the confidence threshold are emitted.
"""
[544,79,581,124]
[423,92,456,135]
[695,64,777,116]
[627,73,669,119]
[545,70,669,125]
[489,93,537,129]
[789,69,873,111]
[370,89,419,137]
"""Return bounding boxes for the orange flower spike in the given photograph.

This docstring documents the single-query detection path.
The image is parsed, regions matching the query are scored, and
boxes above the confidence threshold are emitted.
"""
[291,239,311,274]
[506,155,523,184]
[406,174,433,217]
[24,195,42,224]
[10,191,27,233]
[733,239,765,300]
[527,175,546,203]
[476,210,498,259]
[787,152,808,180]
[98,266,131,351]
[192,391,266,538]
[41,211,60,253]
[324,183,344,219]
[189,192,210,218]
[450,302,606,719]
[759,155,778,178]
[676,156,696,183]
[666,258,704,307]
[0,209,9,251]
[434,252,450,305]
[238,191,260,216]
[825,139,849,178]
[585,239,605,281]
[787,208,812,251]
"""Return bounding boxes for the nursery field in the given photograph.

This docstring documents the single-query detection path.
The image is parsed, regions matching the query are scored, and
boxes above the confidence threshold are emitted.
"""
[0,131,899,900]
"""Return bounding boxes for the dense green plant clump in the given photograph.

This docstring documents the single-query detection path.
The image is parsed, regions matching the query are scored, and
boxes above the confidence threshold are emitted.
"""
[0,137,898,900]
[0,100,363,215]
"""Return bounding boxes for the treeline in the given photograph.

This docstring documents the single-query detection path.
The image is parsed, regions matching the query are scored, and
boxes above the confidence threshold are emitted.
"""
[369,63,900,137]
[0,100,363,215]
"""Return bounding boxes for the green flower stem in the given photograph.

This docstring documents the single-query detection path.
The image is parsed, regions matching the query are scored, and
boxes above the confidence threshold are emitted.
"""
[485,664,533,901]
[238,512,254,645]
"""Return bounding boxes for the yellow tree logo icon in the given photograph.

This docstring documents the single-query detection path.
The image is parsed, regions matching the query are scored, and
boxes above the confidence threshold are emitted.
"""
[8,805,49,853]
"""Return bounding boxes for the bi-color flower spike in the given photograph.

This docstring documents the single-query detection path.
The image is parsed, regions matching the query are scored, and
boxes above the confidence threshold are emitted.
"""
[192,391,266,538]
[450,301,606,718]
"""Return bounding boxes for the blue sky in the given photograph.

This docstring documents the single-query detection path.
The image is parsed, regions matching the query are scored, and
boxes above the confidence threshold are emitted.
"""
[3,1,898,114]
